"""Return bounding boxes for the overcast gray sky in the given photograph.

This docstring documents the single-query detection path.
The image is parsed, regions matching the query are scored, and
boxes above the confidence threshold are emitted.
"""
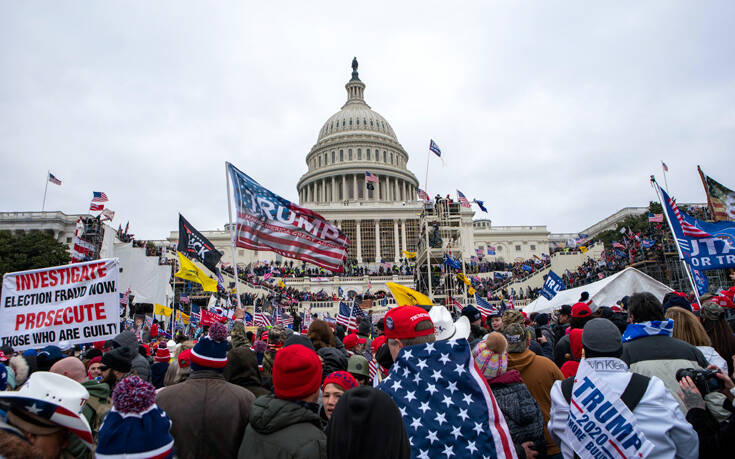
[1,1,734,239]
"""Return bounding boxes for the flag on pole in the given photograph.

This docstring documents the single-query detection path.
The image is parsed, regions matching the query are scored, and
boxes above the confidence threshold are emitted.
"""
[662,161,669,172]
[89,203,104,212]
[487,246,496,255]
[365,171,378,183]
[227,162,349,273]
[91,191,109,202]
[475,294,499,318]
[253,307,272,327]
[48,173,62,185]
[457,190,471,208]
[386,282,433,308]
[175,252,218,292]
[472,199,487,213]
[101,208,115,221]
[417,188,430,202]
[178,214,224,273]
[698,166,735,222]
[429,139,442,157]
[648,213,663,223]
[336,302,355,329]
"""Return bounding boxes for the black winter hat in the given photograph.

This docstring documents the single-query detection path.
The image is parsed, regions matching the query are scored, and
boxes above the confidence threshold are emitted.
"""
[358,318,371,337]
[102,347,134,373]
[461,305,482,323]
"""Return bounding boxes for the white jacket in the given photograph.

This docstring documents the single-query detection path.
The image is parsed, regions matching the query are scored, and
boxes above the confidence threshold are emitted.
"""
[548,357,698,459]
[697,345,728,371]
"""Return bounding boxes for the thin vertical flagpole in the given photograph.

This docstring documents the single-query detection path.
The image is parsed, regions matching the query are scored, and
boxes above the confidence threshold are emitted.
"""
[42,171,49,211]
[662,161,670,194]
[424,149,430,197]
[651,178,701,308]
[225,162,242,312]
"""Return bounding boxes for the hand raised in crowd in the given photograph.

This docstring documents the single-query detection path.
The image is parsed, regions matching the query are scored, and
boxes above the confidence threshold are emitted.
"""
[677,376,706,411]
[521,441,539,459]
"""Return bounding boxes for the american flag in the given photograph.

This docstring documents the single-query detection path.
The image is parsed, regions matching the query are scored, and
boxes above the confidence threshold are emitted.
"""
[487,246,496,255]
[418,188,430,202]
[648,213,663,223]
[450,297,464,312]
[474,294,498,318]
[89,203,104,212]
[4,395,95,448]
[254,307,272,327]
[368,358,380,381]
[282,315,294,327]
[365,171,379,183]
[336,302,354,328]
[91,191,109,202]
[227,162,349,273]
[661,186,711,237]
[273,306,282,326]
[457,190,471,208]
[508,294,514,309]
[120,289,130,306]
[48,172,62,185]
[378,339,516,458]
[429,139,442,157]
[71,237,95,262]
[662,161,669,172]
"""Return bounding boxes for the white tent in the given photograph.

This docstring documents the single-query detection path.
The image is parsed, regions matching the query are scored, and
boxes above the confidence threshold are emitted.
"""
[523,267,673,315]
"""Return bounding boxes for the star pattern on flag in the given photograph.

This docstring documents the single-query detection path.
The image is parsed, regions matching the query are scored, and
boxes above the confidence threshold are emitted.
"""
[378,339,516,459]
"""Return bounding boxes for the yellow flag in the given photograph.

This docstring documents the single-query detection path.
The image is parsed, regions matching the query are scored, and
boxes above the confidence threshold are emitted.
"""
[154,303,173,317]
[175,310,190,324]
[580,246,588,253]
[457,273,471,286]
[402,250,417,259]
[386,282,433,307]
[175,252,218,292]
[277,279,286,288]
[468,287,476,296]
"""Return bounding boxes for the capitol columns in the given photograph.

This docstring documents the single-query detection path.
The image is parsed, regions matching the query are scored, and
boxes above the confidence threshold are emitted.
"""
[353,174,358,201]
[331,176,336,202]
[400,219,407,255]
[393,219,400,263]
[341,176,346,201]
[402,181,406,202]
[355,220,362,263]
[374,220,381,263]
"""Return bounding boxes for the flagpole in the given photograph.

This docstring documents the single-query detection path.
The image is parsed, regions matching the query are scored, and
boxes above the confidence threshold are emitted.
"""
[42,170,49,211]
[225,162,242,314]
[650,177,701,308]
[424,149,430,197]
[661,161,669,194]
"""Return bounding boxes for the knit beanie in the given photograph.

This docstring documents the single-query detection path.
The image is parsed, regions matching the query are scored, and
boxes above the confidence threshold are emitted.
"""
[272,344,322,400]
[472,332,508,379]
[101,347,133,373]
[322,371,359,391]
[191,323,228,371]
[154,343,171,363]
[96,376,174,458]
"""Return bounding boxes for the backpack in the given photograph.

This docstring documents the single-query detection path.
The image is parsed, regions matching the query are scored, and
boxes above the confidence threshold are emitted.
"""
[560,373,650,459]
[84,395,112,439]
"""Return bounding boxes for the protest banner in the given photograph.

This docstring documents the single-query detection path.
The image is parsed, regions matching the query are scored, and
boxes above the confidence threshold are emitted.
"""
[1,259,120,351]
[200,308,227,326]
[540,270,565,300]
[567,359,654,459]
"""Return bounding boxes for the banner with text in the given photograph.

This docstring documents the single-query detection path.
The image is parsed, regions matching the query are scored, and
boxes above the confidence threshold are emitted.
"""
[540,270,565,300]
[1,259,120,351]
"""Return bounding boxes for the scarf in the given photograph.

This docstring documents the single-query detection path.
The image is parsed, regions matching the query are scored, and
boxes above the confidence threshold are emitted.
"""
[622,319,674,343]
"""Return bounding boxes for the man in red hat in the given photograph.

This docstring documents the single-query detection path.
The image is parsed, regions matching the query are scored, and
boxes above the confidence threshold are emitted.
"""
[342,333,366,356]
[384,305,436,360]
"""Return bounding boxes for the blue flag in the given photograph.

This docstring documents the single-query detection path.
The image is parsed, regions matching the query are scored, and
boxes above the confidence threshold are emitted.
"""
[540,270,565,300]
[472,200,487,213]
[244,311,253,324]
[338,286,344,298]
[641,239,655,249]
[659,183,735,270]
[521,264,532,272]
[442,254,462,270]
[692,269,709,296]
[493,272,507,280]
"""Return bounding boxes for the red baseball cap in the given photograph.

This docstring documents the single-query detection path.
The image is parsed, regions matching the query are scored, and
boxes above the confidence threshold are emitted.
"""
[371,335,387,354]
[384,306,434,340]
[571,302,592,318]
[343,333,366,350]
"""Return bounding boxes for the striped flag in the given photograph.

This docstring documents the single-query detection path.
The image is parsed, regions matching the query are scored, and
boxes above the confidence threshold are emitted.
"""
[474,294,498,318]
[662,161,669,172]
[227,162,349,273]
[417,188,430,202]
[457,190,471,208]
[429,139,442,157]
[91,191,109,202]
[508,294,514,309]
[254,308,272,327]
[665,190,710,237]
[71,237,95,262]
[365,171,378,183]
[648,213,663,223]
[368,358,380,381]
[48,173,62,185]
[336,302,354,328]
[89,203,104,212]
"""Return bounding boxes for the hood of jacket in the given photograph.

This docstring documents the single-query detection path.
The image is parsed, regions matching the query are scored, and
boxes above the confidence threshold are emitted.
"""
[487,369,522,386]
[111,331,139,354]
[81,379,111,400]
[224,346,263,389]
[248,394,321,435]
[507,349,536,373]
[317,347,348,382]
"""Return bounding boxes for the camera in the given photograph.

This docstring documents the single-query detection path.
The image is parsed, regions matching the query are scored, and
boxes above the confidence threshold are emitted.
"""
[675,368,723,395]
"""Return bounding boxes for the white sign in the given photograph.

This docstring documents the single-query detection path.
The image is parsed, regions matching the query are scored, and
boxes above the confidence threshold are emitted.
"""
[1,259,120,351]
[566,359,654,459]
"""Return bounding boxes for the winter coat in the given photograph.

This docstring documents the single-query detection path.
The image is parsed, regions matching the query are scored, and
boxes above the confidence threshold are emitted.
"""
[230,322,252,349]
[317,347,348,382]
[621,334,709,413]
[157,370,256,459]
[225,346,271,398]
[151,362,169,389]
[507,348,564,456]
[65,380,111,459]
[239,394,327,459]
[111,331,151,382]
[553,334,572,368]
[697,345,728,372]
[487,370,545,459]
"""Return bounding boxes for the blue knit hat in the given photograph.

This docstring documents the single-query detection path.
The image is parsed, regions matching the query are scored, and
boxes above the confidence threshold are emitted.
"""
[96,375,174,459]
[191,322,228,371]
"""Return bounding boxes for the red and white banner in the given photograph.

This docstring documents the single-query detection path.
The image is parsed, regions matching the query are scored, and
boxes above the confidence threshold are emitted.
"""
[1,259,120,351]
[200,308,228,326]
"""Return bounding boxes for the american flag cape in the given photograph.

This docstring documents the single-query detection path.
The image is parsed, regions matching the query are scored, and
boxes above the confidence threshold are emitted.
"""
[378,339,517,459]
[227,162,350,272]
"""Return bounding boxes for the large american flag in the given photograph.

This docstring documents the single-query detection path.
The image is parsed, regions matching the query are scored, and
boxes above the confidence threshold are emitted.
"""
[48,172,62,185]
[663,187,710,237]
[336,301,355,328]
[474,294,498,318]
[457,190,471,208]
[227,162,350,272]
[254,307,272,327]
[378,339,517,458]
[89,203,104,212]
[418,188,430,202]
[365,171,379,183]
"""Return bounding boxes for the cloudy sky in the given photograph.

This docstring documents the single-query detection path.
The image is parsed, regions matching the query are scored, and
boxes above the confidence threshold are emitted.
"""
[2,1,734,239]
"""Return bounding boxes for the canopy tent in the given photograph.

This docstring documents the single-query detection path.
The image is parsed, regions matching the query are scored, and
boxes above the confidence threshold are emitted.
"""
[523,267,673,315]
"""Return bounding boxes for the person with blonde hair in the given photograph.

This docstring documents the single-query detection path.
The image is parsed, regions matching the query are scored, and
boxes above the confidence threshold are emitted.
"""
[665,306,728,371]
[163,340,194,387]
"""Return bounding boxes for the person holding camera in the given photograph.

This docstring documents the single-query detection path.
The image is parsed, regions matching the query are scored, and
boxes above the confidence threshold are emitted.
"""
[678,357,735,457]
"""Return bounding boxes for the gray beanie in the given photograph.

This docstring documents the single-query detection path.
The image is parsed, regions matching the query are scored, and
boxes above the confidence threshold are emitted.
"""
[582,318,622,355]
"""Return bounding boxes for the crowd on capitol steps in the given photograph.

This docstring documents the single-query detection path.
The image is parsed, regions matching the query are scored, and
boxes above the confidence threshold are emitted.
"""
[1,277,735,458]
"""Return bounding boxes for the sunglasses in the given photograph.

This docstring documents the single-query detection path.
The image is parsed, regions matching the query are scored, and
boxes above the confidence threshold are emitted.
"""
[98,365,109,371]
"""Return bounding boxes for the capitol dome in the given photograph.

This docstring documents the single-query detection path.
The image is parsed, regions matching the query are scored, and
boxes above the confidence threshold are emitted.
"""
[297,58,419,206]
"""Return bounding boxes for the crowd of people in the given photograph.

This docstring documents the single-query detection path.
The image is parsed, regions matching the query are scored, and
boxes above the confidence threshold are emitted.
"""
[2,277,735,458]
